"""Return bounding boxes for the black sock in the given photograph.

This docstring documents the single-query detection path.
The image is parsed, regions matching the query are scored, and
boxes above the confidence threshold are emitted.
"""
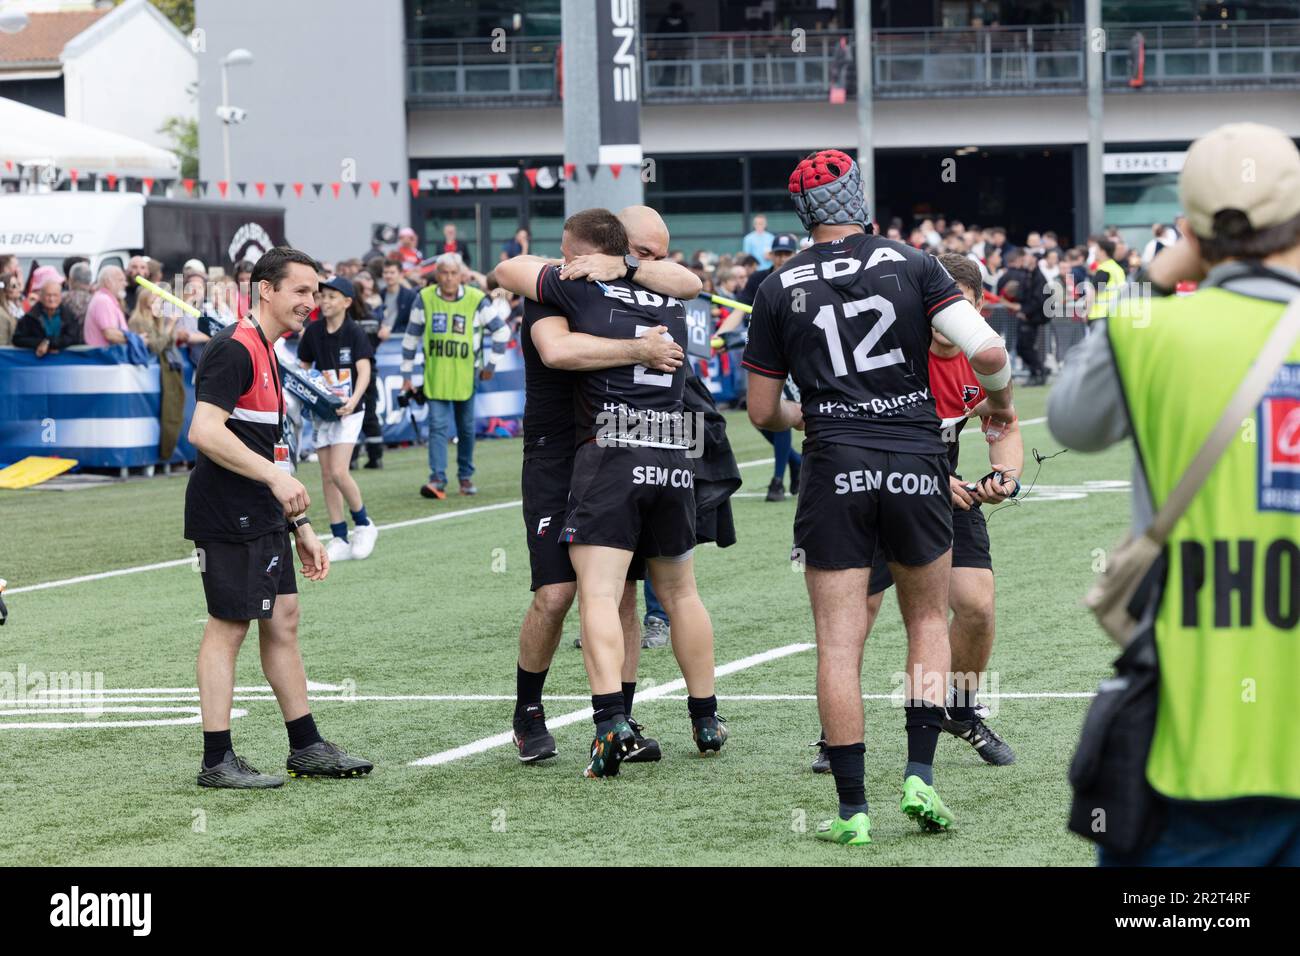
[202,729,232,769]
[904,701,944,785]
[591,691,625,735]
[622,682,636,718]
[687,694,717,720]
[515,664,548,721]
[948,683,977,723]
[286,712,323,752]
[826,742,868,820]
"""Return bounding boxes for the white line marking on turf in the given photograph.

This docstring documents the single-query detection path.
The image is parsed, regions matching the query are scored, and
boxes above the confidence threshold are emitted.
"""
[29,680,344,695]
[11,417,1054,595]
[0,706,248,730]
[17,691,1097,707]
[408,642,815,767]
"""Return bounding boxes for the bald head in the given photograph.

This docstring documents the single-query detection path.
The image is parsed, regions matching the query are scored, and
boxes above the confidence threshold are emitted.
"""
[618,205,670,261]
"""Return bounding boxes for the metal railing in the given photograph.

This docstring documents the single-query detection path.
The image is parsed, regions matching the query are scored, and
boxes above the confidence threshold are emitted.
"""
[406,20,1300,107]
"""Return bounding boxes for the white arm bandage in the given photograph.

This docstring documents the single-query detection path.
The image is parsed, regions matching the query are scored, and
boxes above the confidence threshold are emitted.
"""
[931,298,1010,390]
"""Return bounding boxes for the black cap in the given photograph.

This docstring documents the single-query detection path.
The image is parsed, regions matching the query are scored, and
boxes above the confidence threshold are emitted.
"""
[771,234,798,254]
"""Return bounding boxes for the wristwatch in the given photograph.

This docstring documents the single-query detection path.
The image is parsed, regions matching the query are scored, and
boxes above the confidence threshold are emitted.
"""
[623,254,640,283]
[290,515,312,532]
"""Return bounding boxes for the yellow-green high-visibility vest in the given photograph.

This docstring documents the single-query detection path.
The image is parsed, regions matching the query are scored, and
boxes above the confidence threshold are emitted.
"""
[1107,286,1300,802]
[1088,258,1128,321]
[419,284,485,402]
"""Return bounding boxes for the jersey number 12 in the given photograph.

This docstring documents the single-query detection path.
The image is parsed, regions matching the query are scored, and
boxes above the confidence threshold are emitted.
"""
[812,296,904,378]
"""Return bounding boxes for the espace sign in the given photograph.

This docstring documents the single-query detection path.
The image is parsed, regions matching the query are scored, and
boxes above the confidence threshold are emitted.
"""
[596,0,642,166]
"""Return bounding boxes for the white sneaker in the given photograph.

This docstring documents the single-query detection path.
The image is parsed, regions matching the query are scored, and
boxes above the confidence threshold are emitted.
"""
[326,536,353,563]
[349,522,378,560]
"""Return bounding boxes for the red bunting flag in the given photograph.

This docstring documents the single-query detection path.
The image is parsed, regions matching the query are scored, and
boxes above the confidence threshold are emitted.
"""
[610,164,622,179]
[488,173,499,191]
[408,178,420,198]
[369,180,381,197]
[217,181,229,198]
[107,173,118,190]
[182,178,195,197]
[254,182,266,198]
[292,182,304,198]
[69,168,79,184]
[563,162,576,180]
[450,175,460,193]
[143,177,154,194]
[330,182,341,199]
[524,167,539,188]
[3,159,12,172]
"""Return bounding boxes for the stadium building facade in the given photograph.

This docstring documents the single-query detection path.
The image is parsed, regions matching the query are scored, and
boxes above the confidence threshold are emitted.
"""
[197,0,1300,261]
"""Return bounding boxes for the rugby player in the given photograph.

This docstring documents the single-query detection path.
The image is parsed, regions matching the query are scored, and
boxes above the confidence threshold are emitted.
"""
[497,209,724,778]
[809,253,1022,773]
[494,208,701,766]
[185,246,373,788]
[743,151,1014,845]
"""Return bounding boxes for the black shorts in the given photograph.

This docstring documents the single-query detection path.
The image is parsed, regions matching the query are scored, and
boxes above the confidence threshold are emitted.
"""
[562,443,696,559]
[522,454,646,591]
[868,502,992,595]
[793,444,951,571]
[195,531,296,621]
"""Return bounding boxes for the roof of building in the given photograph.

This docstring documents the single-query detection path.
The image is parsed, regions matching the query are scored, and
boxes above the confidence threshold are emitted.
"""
[0,10,110,68]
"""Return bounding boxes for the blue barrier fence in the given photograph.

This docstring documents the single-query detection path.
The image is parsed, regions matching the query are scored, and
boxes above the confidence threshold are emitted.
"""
[0,338,527,470]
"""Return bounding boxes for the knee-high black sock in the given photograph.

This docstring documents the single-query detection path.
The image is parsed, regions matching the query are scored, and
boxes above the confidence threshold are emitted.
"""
[948,682,978,723]
[202,729,232,769]
[687,694,717,720]
[515,664,548,721]
[591,692,625,735]
[904,701,945,785]
[286,712,323,752]
[826,742,868,820]
[622,681,636,718]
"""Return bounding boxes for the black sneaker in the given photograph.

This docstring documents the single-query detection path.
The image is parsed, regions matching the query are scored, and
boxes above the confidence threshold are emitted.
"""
[286,740,374,778]
[765,477,785,502]
[512,706,558,763]
[943,714,1016,766]
[691,713,729,754]
[197,751,284,789]
[623,718,662,763]
[810,736,831,774]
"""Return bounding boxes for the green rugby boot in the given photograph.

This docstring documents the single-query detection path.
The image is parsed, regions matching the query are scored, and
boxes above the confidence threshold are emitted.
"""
[583,719,635,778]
[815,812,872,846]
[900,775,955,832]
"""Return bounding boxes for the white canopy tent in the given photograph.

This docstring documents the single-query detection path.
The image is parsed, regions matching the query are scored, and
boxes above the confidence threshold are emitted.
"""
[0,96,180,181]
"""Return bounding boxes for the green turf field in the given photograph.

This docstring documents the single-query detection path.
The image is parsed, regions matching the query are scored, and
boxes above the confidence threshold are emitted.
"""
[0,385,1133,865]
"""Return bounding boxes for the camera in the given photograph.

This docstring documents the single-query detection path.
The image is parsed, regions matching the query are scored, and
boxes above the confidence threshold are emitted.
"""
[397,388,427,408]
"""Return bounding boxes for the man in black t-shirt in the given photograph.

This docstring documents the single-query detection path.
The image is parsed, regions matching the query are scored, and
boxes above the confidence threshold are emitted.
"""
[743,150,1015,845]
[297,276,378,564]
[495,208,725,777]
[185,246,373,790]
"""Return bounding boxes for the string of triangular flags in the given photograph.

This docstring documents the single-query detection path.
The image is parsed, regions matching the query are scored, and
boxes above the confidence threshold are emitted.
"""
[0,160,630,198]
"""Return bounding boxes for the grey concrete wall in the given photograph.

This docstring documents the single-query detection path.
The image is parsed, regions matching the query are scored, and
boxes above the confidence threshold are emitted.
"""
[195,0,409,262]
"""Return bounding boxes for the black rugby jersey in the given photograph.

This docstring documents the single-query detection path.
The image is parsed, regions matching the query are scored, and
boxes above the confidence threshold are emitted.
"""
[743,233,962,454]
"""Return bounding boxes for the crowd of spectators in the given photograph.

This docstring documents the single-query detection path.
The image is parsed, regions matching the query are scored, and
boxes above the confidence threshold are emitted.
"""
[1,213,1183,476]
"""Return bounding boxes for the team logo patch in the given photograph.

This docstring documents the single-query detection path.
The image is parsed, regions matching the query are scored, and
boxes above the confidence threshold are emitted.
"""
[431,313,448,334]
[262,599,271,611]
[452,315,466,335]
[1258,363,1300,513]
[962,384,981,404]
[339,347,352,365]
[266,555,280,573]
[536,516,552,536]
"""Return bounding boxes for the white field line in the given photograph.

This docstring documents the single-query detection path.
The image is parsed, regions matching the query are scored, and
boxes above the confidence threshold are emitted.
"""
[408,642,815,767]
[10,417,1052,596]
[15,691,1097,705]
[0,706,247,730]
